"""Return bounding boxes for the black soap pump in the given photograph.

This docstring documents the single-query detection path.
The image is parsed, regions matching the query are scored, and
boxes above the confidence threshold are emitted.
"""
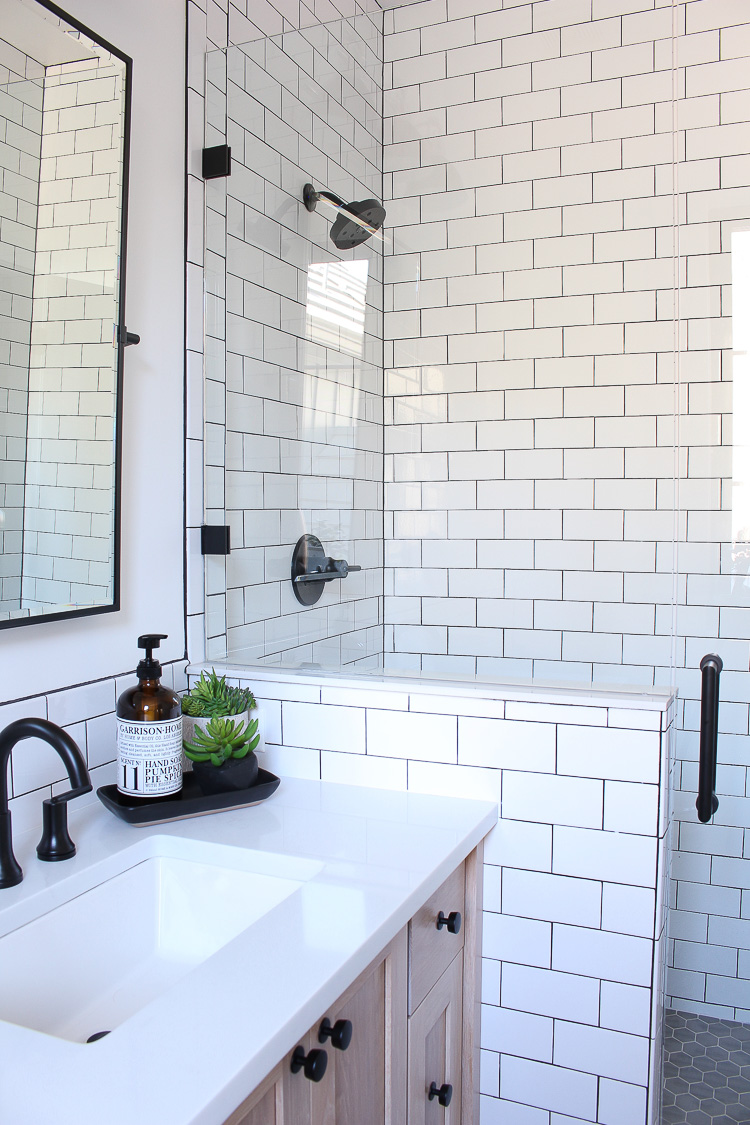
[116,634,183,800]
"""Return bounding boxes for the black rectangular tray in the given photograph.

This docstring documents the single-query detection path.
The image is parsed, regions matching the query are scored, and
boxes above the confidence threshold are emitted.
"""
[96,768,280,826]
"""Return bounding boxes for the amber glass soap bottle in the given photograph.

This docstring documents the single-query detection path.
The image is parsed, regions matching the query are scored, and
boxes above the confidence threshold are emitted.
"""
[116,634,182,800]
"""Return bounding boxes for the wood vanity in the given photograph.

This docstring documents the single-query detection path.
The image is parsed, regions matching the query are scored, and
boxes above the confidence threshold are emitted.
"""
[224,847,483,1125]
[0,780,495,1125]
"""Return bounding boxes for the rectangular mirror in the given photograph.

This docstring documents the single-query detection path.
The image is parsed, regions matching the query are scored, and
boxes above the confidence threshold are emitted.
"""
[0,0,130,627]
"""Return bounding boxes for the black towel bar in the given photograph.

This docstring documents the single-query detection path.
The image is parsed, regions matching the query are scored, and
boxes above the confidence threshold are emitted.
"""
[696,653,721,823]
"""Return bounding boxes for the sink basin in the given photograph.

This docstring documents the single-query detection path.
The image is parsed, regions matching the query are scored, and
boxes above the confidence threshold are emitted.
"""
[0,836,319,1043]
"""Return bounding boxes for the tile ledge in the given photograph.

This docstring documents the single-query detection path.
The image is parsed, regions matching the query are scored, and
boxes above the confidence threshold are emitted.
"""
[187,661,676,712]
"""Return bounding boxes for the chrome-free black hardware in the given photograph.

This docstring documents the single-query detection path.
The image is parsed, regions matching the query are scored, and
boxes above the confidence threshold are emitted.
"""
[86,1030,111,1043]
[116,325,140,346]
[290,1046,328,1083]
[37,786,93,861]
[291,534,361,606]
[437,910,462,934]
[302,182,386,249]
[697,653,722,823]
[319,1017,353,1051]
[201,525,231,555]
[0,718,92,887]
[428,1082,453,1107]
[202,144,231,179]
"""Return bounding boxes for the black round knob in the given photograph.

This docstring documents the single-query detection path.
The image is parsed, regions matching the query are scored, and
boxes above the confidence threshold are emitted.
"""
[319,1017,353,1051]
[436,910,462,934]
[428,1082,453,1107]
[290,1045,328,1083]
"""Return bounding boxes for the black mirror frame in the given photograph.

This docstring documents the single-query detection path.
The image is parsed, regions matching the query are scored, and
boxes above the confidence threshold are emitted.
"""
[0,0,132,631]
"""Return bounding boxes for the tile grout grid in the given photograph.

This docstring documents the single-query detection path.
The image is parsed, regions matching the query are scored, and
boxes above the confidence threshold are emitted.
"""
[663,1009,750,1124]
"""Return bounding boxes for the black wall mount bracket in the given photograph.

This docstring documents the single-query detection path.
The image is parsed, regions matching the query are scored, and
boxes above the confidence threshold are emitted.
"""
[291,534,361,606]
[201,525,231,556]
[202,144,231,179]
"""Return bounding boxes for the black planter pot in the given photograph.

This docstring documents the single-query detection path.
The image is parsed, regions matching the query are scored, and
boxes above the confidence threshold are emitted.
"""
[191,753,259,796]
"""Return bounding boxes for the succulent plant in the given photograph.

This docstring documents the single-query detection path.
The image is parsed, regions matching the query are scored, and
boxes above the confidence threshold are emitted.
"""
[183,714,260,767]
[181,669,256,718]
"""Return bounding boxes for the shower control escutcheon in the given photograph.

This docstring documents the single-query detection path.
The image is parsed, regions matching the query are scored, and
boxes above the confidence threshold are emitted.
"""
[291,535,361,606]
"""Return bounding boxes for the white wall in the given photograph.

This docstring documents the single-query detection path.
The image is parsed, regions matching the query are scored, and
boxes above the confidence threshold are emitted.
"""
[0,0,185,702]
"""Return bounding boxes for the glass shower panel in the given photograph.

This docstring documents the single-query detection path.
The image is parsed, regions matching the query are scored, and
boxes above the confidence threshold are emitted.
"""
[205,15,384,668]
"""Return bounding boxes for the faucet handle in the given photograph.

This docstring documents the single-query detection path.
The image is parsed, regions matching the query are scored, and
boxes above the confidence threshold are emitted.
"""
[37,784,92,863]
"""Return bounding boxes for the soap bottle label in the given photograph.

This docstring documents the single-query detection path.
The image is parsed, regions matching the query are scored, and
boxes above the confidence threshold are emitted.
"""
[116,717,183,798]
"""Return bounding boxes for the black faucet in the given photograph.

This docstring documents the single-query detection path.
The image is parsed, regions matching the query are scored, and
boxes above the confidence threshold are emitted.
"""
[0,717,93,889]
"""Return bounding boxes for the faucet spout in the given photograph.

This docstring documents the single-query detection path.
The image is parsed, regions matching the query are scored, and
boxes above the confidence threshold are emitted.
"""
[0,717,92,888]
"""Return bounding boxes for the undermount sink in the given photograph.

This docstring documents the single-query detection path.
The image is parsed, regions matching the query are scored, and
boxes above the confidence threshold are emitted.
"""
[0,836,320,1044]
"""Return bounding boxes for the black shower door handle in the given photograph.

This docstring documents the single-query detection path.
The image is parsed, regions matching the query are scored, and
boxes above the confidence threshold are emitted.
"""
[696,654,722,823]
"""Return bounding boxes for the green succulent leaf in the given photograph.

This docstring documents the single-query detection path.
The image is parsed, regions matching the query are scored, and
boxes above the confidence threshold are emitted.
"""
[183,714,259,764]
[181,696,204,716]
[181,669,258,718]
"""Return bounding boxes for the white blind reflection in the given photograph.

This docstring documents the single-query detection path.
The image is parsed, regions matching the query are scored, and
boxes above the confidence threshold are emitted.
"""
[306,259,369,358]
[732,231,750,576]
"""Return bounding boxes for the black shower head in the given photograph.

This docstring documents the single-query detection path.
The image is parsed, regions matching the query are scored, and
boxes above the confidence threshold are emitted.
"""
[302,183,386,249]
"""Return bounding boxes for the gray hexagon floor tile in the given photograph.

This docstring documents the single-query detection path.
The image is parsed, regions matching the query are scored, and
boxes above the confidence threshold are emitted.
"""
[664,1010,750,1124]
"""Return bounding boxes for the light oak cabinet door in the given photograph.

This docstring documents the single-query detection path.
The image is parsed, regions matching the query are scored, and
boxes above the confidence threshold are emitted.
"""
[223,1058,293,1125]
[407,952,463,1125]
[313,928,408,1125]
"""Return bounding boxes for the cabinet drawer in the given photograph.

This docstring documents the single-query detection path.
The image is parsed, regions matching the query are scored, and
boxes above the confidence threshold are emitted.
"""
[408,863,465,1015]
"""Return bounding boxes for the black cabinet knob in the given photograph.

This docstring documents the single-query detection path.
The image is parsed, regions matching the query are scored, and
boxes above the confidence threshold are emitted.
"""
[319,1017,353,1051]
[436,910,462,934]
[290,1045,328,1083]
[428,1082,453,1107]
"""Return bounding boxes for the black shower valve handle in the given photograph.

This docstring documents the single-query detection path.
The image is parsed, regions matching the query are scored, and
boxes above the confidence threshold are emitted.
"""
[293,558,361,584]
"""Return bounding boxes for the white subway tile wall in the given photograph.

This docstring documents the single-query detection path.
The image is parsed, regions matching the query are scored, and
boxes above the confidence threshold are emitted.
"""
[0,56,43,616]
[380,0,750,1031]
[213,664,673,1125]
[21,57,124,611]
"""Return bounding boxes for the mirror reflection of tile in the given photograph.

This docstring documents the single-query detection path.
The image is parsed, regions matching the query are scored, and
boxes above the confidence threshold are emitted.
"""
[0,9,126,622]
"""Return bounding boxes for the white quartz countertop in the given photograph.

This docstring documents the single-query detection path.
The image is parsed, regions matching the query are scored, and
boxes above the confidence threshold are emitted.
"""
[0,778,496,1125]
